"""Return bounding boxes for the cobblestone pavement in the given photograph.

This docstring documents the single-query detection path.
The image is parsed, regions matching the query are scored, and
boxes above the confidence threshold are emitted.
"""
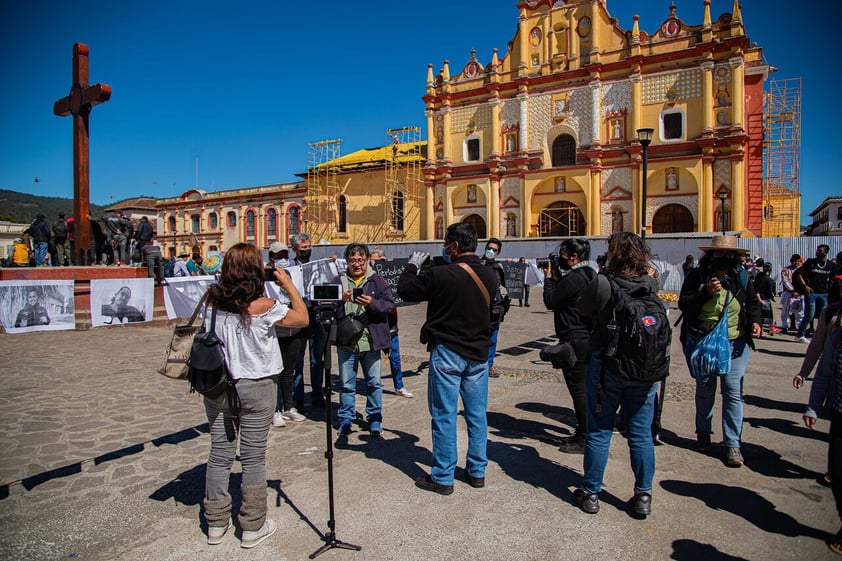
[0,301,835,560]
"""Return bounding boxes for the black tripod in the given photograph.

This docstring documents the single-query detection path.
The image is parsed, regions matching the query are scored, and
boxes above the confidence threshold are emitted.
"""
[310,303,361,559]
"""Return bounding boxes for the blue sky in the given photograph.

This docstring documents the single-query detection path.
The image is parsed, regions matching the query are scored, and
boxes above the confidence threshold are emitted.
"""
[1,1,836,224]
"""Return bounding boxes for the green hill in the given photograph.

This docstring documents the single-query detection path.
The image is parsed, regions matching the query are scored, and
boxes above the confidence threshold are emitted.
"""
[0,189,107,223]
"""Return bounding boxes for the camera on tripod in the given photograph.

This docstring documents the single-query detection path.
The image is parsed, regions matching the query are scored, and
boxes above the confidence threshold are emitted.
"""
[536,252,560,270]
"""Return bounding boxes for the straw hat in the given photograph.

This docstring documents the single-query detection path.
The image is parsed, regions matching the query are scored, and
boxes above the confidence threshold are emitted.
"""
[698,235,749,254]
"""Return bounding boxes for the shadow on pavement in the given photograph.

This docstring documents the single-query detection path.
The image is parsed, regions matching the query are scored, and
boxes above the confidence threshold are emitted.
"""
[670,539,750,560]
[660,480,831,542]
[743,394,804,414]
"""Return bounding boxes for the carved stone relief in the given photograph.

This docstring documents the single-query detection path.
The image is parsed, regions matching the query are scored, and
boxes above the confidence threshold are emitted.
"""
[642,68,702,105]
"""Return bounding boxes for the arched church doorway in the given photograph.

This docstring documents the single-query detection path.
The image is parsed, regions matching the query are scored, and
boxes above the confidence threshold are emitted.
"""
[462,214,487,238]
[651,204,694,233]
[539,201,585,237]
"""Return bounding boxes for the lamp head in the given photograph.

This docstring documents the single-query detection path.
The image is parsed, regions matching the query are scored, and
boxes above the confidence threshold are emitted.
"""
[636,128,654,146]
[718,188,728,202]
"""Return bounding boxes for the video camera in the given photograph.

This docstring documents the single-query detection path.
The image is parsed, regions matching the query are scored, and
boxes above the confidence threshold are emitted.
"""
[536,252,560,270]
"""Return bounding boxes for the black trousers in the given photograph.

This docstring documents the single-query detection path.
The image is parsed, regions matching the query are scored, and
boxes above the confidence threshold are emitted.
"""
[561,338,590,438]
[277,335,304,411]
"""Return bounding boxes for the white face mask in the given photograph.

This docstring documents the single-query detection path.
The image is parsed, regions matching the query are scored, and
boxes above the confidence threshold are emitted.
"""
[276,258,289,268]
[484,249,497,260]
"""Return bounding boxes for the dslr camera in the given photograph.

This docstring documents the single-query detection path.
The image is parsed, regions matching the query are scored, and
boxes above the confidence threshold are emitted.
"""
[536,252,560,270]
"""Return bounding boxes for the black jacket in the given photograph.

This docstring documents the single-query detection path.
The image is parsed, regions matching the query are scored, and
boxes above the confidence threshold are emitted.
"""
[543,265,596,342]
[398,254,497,363]
[678,266,762,349]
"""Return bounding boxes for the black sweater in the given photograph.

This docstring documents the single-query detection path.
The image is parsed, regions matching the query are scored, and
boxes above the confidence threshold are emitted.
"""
[543,265,596,342]
[398,254,497,362]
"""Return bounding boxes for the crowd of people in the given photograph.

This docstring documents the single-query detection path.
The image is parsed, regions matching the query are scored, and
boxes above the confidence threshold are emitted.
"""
[5,210,839,551]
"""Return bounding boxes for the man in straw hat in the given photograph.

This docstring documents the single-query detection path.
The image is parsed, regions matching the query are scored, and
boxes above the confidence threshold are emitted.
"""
[678,235,762,468]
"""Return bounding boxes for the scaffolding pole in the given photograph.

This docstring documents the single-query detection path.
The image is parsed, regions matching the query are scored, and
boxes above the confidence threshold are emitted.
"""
[306,139,342,243]
[763,77,801,236]
[383,126,423,240]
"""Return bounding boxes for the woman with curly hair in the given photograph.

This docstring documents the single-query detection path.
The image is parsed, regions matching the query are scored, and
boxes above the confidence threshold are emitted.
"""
[572,232,662,518]
[202,243,308,549]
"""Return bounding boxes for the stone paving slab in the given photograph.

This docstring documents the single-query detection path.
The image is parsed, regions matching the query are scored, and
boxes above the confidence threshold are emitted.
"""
[0,301,836,560]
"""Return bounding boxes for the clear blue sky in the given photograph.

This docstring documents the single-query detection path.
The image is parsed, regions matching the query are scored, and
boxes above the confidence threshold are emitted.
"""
[1,1,836,224]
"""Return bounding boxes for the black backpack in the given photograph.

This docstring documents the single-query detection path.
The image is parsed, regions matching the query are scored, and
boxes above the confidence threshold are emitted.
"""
[602,274,671,383]
[53,219,67,239]
[187,307,238,403]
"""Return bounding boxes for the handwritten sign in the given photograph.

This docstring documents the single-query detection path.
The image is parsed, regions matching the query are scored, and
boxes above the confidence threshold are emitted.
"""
[371,258,415,307]
[501,262,526,300]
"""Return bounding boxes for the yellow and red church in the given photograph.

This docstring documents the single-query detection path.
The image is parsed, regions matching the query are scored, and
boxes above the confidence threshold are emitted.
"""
[422,0,769,239]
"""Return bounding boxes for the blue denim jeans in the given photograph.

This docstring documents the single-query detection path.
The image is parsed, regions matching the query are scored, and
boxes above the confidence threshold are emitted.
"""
[487,326,499,367]
[388,333,405,390]
[428,343,489,485]
[294,325,326,401]
[691,335,751,447]
[33,241,47,266]
[582,352,657,495]
[797,292,829,338]
[337,348,382,424]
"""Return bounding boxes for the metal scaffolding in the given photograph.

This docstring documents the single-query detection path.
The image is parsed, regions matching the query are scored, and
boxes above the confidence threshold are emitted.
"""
[763,77,801,236]
[306,138,342,243]
[383,126,423,240]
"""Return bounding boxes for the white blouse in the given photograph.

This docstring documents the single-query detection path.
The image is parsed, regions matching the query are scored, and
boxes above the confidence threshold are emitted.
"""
[206,301,289,380]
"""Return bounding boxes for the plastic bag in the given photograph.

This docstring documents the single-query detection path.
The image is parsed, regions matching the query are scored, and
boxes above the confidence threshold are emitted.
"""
[689,295,732,380]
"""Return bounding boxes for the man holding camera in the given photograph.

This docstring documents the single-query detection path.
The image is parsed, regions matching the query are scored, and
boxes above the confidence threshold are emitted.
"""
[291,232,327,411]
[541,238,596,454]
[398,223,497,494]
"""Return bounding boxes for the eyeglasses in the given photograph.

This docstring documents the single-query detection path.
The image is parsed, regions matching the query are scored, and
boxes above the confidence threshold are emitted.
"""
[348,258,367,264]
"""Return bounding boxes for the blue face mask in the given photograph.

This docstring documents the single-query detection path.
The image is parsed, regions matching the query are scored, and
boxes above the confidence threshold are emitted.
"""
[441,246,451,263]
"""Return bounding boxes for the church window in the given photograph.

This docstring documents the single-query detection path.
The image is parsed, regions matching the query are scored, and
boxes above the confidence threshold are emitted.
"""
[191,214,200,233]
[208,212,218,230]
[551,134,577,166]
[660,109,685,141]
[168,216,176,233]
[227,211,237,228]
[391,191,405,231]
[338,196,347,233]
[246,210,256,238]
[267,208,277,239]
[465,137,481,162]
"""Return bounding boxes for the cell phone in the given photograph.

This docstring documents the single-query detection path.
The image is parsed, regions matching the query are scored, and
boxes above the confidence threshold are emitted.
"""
[265,268,276,282]
[352,287,364,300]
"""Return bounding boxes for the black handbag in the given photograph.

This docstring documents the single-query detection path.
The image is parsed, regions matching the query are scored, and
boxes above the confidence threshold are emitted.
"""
[335,313,366,347]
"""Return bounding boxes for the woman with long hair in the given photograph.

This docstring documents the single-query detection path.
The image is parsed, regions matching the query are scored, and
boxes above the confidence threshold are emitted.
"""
[572,232,661,518]
[202,243,308,549]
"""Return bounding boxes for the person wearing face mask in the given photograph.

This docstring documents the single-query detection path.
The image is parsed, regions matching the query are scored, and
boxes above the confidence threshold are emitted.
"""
[541,238,597,454]
[266,242,307,427]
[290,232,327,412]
[793,244,834,343]
[678,235,762,468]
[482,238,508,378]
[398,223,497,494]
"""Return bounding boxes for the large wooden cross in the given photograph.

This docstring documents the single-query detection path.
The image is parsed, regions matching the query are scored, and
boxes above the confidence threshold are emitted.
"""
[53,43,111,266]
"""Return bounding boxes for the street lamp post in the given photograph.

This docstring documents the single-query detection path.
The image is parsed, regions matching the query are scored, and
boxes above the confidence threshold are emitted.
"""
[718,188,728,236]
[636,128,654,239]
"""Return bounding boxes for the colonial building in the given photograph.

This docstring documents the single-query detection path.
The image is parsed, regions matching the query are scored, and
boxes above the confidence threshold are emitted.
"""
[806,197,842,237]
[421,0,771,239]
[155,183,305,258]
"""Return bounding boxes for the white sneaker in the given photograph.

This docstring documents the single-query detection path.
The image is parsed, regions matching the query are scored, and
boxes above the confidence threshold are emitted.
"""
[207,521,230,545]
[282,408,306,422]
[797,336,810,343]
[272,411,286,427]
[396,388,414,398]
[241,519,277,549]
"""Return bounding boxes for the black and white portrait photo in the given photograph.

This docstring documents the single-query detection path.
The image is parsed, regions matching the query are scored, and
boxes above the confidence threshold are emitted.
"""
[0,280,75,334]
[162,275,215,320]
[90,278,154,326]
